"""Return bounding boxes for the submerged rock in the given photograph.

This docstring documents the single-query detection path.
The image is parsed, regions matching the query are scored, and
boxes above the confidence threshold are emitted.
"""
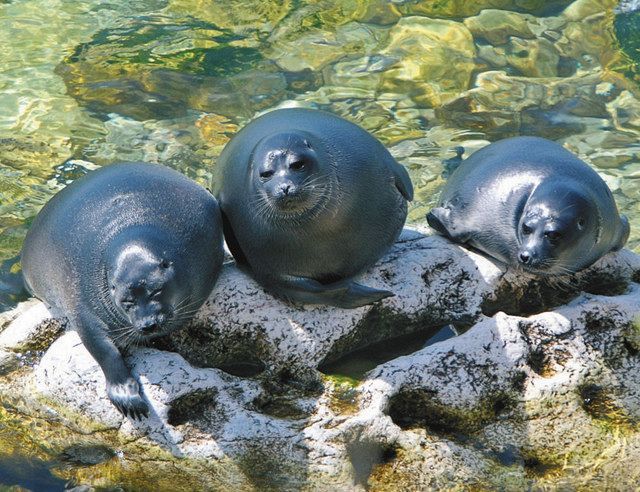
[380,17,477,107]
[2,226,640,488]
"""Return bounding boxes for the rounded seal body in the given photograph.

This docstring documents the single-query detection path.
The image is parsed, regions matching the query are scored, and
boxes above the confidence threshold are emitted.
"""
[21,163,224,417]
[213,108,413,308]
[427,136,629,275]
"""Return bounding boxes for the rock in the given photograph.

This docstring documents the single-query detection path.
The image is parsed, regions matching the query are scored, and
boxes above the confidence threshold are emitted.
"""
[0,301,62,353]
[380,17,477,107]
[393,0,574,19]
[58,16,292,121]
[166,0,292,35]
[3,227,640,488]
[464,9,536,45]
[505,37,560,77]
[266,21,388,73]
[607,90,640,131]
[361,285,640,489]
[435,70,625,138]
[556,1,619,70]
[562,0,617,20]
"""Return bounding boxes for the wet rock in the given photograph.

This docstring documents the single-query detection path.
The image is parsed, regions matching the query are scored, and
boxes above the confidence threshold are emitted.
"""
[436,70,624,138]
[266,21,388,73]
[58,17,292,121]
[562,0,617,20]
[58,443,116,467]
[394,0,574,19]
[167,0,292,35]
[607,90,640,131]
[464,9,536,45]
[556,1,620,70]
[380,17,477,107]
[1,224,640,487]
[505,37,559,77]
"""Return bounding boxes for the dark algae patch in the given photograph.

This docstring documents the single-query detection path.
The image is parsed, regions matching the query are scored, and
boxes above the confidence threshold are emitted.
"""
[387,388,515,436]
[167,388,218,426]
[578,383,637,432]
[320,324,456,381]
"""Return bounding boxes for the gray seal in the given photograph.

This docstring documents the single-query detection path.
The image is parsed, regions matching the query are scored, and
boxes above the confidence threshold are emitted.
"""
[21,163,224,418]
[427,136,629,275]
[213,108,413,308]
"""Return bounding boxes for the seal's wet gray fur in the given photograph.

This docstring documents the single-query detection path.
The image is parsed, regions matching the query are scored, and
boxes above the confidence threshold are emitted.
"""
[428,136,629,275]
[22,163,224,418]
[213,108,413,308]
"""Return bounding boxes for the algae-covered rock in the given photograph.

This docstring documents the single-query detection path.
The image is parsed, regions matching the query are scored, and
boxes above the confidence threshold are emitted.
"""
[57,16,294,121]
[504,37,560,77]
[266,21,388,73]
[167,0,292,34]
[380,17,477,107]
[464,9,536,45]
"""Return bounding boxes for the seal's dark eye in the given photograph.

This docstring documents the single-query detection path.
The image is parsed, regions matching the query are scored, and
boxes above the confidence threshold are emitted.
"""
[577,218,586,229]
[290,160,305,171]
[260,170,274,179]
[160,259,170,269]
[522,224,533,235]
[150,288,162,299]
[545,230,562,242]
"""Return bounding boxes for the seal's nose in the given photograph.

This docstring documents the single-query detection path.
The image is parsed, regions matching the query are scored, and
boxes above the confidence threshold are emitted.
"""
[137,313,165,334]
[280,183,291,196]
[519,252,531,264]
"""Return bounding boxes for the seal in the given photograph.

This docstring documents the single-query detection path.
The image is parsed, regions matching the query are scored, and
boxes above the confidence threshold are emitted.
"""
[427,136,629,275]
[21,163,224,418]
[213,108,413,308]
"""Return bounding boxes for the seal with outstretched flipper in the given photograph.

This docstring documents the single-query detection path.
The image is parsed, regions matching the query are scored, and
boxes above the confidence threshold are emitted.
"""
[21,163,224,418]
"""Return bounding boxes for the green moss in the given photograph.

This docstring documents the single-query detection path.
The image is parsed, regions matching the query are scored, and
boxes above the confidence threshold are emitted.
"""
[0,388,253,491]
[326,379,360,416]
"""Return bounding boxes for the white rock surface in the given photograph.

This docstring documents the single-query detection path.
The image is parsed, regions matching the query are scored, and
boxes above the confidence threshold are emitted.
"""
[2,227,640,487]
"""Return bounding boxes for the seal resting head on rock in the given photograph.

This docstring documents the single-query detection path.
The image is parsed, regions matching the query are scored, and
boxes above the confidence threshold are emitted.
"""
[21,163,224,418]
[213,108,413,308]
[427,136,629,275]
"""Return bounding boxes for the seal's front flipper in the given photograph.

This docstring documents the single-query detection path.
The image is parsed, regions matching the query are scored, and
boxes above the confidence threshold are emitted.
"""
[612,215,630,251]
[267,275,393,309]
[386,156,414,201]
[427,207,453,237]
[74,311,149,420]
[107,378,149,420]
[427,207,471,243]
[221,209,250,267]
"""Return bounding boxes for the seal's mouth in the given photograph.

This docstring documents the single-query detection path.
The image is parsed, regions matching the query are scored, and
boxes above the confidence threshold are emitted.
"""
[272,192,309,211]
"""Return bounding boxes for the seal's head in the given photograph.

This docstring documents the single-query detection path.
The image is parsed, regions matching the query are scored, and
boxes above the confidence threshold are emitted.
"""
[107,240,186,341]
[250,131,331,218]
[516,183,598,275]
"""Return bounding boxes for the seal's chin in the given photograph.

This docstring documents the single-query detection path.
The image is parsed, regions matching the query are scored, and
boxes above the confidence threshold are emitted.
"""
[517,261,574,277]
